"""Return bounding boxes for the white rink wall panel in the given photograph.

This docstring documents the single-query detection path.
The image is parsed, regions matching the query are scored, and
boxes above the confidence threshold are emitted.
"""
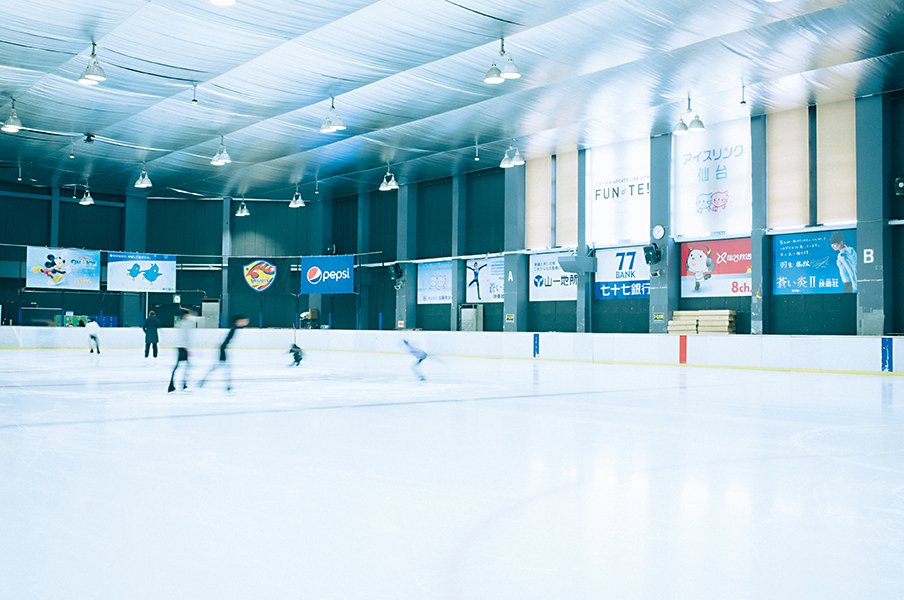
[0,327,898,374]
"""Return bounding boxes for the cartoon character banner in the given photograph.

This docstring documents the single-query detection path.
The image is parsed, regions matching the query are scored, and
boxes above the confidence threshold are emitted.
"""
[588,138,651,245]
[680,237,752,297]
[465,257,504,303]
[672,118,752,238]
[243,260,277,292]
[417,261,452,304]
[26,246,101,290]
[300,255,354,294]
[529,252,578,302]
[594,246,651,300]
[772,229,857,295]
[107,252,176,292]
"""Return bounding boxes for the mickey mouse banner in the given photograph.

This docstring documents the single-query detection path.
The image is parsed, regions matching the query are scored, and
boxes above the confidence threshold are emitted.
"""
[26,246,101,291]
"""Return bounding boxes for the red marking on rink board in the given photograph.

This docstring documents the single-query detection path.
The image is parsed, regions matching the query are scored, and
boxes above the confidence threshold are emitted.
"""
[679,335,687,364]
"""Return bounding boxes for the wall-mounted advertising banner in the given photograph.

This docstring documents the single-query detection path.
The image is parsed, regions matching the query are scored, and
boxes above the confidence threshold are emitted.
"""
[529,252,578,302]
[418,260,452,304]
[773,229,857,295]
[26,246,101,290]
[465,257,505,303]
[594,246,651,300]
[680,237,752,297]
[672,118,752,238]
[107,252,176,292]
[301,255,354,294]
[589,138,651,246]
[243,260,277,292]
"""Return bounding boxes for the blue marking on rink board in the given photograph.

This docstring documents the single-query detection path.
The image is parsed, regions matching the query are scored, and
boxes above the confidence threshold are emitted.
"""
[882,337,893,372]
[533,333,540,358]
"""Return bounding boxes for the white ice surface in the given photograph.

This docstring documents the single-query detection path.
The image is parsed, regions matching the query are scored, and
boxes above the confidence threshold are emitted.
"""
[1,345,903,599]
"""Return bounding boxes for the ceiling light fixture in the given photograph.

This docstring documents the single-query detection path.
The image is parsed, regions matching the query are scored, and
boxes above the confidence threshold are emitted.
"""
[320,96,346,133]
[2,99,23,134]
[78,42,106,86]
[379,166,399,191]
[235,200,250,217]
[673,94,704,136]
[314,180,320,195]
[484,38,519,84]
[79,185,94,206]
[740,82,747,106]
[210,135,231,166]
[191,83,199,106]
[289,184,306,208]
[500,140,525,168]
[474,141,480,162]
[134,164,152,188]
[17,163,22,182]
[68,142,76,159]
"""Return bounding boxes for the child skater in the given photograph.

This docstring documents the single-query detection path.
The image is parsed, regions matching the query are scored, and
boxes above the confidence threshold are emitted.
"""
[402,339,428,381]
[289,343,304,367]
[200,314,249,393]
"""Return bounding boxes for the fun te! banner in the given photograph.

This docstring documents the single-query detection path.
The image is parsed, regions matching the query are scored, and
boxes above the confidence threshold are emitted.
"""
[300,255,354,294]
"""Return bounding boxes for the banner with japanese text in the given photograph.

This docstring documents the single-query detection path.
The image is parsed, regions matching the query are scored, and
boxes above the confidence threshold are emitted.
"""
[417,261,452,304]
[680,237,752,297]
[26,246,101,290]
[107,252,176,292]
[464,257,504,303]
[672,119,752,237]
[772,229,857,294]
[594,246,651,300]
[529,252,578,302]
[589,138,651,245]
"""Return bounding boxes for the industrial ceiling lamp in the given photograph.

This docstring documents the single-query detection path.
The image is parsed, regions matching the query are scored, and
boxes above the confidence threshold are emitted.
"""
[314,179,320,195]
[79,185,94,206]
[484,37,520,84]
[500,140,524,168]
[78,43,106,85]
[289,184,306,208]
[191,83,199,106]
[379,166,399,191]
[499,147,513,168]
[674,94,704,136]
[235,200,250,217]
[320,96,346,133]
[210,135,231,166]
[474,141,480,162]
[134,164,152,188]
[2,99,22,134]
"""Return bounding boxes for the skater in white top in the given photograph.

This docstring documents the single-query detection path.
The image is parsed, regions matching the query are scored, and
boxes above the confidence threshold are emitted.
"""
[85,318,101,354]
[168,309,200,393]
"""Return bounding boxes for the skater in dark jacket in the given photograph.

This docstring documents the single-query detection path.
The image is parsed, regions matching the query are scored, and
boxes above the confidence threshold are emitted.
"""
[289,343,304,366]
[143,310,160,358]
[200,314,249,392]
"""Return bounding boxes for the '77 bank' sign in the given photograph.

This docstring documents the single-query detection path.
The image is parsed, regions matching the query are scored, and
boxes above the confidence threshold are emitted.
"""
[300,255,354,294]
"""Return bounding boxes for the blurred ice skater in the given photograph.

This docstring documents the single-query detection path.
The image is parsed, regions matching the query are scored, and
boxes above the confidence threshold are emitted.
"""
[200,314,249,392]
[403,339,428,381]
[168,308,201,394]
[85,318,101,354]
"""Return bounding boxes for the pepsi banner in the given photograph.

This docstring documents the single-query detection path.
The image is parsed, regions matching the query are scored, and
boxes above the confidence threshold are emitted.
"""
[301,255,354,294]
[107,252,176,292]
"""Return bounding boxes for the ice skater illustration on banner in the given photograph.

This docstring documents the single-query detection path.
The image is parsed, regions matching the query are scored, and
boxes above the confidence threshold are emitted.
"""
[402,339,428,382]
[830,231,857,293]
[466,261,487,300]
[32,253,67,284]
[685,246,714,291]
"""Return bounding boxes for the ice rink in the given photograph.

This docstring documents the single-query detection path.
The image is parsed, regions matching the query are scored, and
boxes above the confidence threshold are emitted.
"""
[1,343,903,599]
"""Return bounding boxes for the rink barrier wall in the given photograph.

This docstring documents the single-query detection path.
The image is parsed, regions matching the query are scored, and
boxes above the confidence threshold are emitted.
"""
[0,326,901,375]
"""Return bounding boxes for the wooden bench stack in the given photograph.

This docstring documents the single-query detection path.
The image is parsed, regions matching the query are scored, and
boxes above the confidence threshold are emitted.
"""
[667,309,736,334]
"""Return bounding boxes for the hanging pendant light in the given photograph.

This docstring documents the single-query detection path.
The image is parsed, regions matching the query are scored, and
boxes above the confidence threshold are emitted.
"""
[78,43,106,85]
[289,185,306,208]
[235,200,250,217]
[379,166,399,191]
[191,83,199,106]
[499,147,513,169]
[484,37,520,84]
[2,99,23,134]
[134,164,153,188]
[320,96,346,133]
[79,186,94,206]
[211,135,231,166]
[674,94,704,136]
